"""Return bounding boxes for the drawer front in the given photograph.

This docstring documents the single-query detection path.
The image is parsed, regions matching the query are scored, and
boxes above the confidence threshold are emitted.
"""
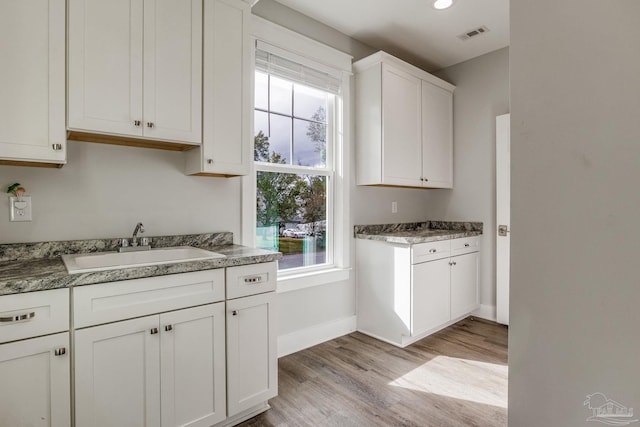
[73,269,225,328]
[226,262,277,300]
[0,288,69,343]
[451,236,481,256]
[411,240,450,264]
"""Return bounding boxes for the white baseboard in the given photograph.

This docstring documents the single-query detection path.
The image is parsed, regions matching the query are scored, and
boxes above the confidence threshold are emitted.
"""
[473,304,497,322]
[277,315,357,357]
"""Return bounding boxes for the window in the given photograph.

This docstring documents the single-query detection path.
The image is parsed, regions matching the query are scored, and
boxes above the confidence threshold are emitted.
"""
[244,20,351,286]
[253,69,335,271]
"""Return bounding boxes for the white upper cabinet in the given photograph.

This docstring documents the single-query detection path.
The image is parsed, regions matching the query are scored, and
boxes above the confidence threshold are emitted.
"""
[185,0,251,176]
[354,51,455,189]
[381,64,423,187]
[0,0,66,167]
[68,0,202,147]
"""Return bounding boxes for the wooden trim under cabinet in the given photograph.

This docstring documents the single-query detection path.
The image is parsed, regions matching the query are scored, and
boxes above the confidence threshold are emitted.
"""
[67,131,200,152]
[0,159,64,168]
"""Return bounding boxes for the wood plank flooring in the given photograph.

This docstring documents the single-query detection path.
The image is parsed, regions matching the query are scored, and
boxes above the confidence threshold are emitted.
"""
[240,317,508,427]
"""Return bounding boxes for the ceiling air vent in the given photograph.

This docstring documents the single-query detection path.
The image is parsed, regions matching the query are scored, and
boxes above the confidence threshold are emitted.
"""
[457,26,490,41]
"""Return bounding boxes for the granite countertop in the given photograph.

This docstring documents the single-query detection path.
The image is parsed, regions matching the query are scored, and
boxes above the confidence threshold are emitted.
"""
[0,232,281,296]
[354,221,483,245]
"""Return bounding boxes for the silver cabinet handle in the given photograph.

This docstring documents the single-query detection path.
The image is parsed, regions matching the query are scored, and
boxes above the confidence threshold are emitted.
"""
[244,276,262,284]
[429,249,437,253]
[232,310,239,316]
[54,347,66,357]
[51,143,63,151]
[164,325,173,332]
[134,120,141,127]
[0,311,35,323]
[150,327,159,335]
[147,122,154,128]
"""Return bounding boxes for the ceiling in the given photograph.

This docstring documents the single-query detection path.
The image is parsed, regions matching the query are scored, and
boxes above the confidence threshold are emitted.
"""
[272,0,509,71]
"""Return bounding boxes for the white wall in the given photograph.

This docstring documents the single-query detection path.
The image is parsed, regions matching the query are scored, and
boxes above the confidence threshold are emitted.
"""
[423,47,510,317]
[510,1,640,425]
[0,141,241,243]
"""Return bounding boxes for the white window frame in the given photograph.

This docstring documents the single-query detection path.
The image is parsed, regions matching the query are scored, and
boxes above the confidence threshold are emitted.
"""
[242,16,352,292]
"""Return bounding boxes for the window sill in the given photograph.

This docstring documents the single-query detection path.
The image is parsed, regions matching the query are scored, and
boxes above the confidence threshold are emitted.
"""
[276,267,351,294]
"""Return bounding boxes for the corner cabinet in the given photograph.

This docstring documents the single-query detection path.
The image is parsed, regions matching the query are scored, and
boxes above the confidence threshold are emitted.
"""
[0,0,66,167]
[354,51,454,189]
[67,0,203,148]
[356,236,480,347]
[185,0,252,177]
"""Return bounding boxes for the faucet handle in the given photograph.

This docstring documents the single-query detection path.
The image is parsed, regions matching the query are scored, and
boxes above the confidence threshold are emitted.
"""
[140,237,151,247]
[120,238,129,247]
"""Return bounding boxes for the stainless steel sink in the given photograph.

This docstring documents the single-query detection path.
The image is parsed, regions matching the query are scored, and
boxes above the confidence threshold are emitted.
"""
[62,246,225,274]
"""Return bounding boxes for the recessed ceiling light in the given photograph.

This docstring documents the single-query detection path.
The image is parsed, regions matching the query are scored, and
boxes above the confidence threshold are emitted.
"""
[433,0,454,10]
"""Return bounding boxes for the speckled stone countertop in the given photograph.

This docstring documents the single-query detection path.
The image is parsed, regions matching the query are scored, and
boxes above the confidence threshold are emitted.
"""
[354,221,483,244]
[0,232,282,296]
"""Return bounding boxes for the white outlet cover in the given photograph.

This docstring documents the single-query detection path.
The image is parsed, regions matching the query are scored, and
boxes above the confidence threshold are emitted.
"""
[9,196,32,222]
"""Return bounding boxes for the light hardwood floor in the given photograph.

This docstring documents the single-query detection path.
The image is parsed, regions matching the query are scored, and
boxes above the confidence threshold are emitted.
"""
[240,317,508,427]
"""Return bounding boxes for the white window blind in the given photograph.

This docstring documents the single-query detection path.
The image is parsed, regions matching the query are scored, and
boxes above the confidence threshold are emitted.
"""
[255,41,342,95]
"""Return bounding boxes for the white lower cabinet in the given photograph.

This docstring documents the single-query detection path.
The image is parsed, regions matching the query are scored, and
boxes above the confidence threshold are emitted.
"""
[226,292,277,418]
[75,303,226,427]
[412,257,451,336]
[0,288,70,427]
[450,251,480,320]
[0,333,71,427]
[357,236,480,347]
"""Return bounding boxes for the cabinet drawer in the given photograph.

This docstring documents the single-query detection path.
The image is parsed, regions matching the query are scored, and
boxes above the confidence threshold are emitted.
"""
[0,288,69,344]
[73,269,225,328]
[451,236,480,256]
[411,240,450,264]
[226,262,277,300]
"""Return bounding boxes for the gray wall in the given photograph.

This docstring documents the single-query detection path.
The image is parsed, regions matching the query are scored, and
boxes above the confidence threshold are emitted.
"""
[0,142,241,243]
[428,47,510,313]
[510,0,640,425]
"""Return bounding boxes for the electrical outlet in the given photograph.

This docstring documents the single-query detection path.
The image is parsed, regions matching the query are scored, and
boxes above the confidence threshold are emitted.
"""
[9,196,32,222]
[391,201,398,214]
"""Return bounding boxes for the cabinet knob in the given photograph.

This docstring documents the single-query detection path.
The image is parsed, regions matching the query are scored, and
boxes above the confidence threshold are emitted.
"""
[207,159,213,165]
[150,327,159,335]
[164,325,173,332]
[133,120,141,127]
[232,310,239,316]
[51,143,63,151]
[147,122,155,128]
[452,261,457,266]
[429,248,437,253]
[54,347,66,357]
[464,243,470,247]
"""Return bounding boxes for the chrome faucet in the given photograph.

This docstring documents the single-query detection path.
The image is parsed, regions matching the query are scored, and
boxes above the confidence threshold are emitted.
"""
[131,222,145,247]
[118,222,151,252]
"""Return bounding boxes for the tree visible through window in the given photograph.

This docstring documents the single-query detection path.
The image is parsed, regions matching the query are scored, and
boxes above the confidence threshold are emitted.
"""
[254,71,332,270]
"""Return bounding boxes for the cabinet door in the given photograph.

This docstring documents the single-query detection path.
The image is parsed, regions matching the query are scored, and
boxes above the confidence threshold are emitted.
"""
[0,333,70,427]
[196,0,251,175]
[421,81,453,188]
[226,292,277,417]
[75,316,160,427]
[412,258,451,336]
[450,252,479,319]
[143,0,202,143]
[381,64,423,187]
[160,303,226,427]
[0,0,65,165]
[68,0,144,137]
